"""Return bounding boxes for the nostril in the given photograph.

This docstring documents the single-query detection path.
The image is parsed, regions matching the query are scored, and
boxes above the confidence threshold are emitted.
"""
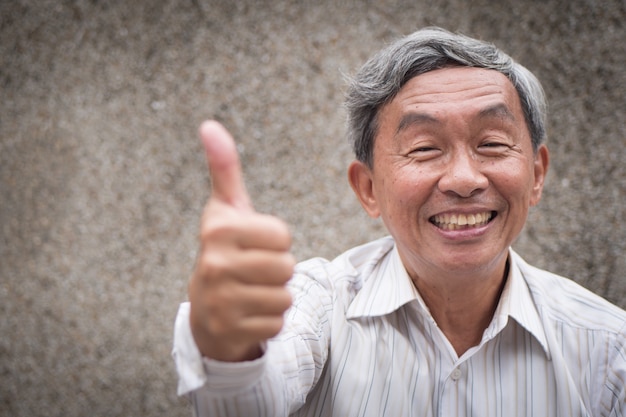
[438,168,489,198]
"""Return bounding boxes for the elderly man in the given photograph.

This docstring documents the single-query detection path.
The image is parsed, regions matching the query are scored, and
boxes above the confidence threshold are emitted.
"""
[173,27,626,416]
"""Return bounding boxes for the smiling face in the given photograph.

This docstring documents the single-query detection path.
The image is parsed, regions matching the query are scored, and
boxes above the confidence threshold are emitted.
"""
[349,66,549,283]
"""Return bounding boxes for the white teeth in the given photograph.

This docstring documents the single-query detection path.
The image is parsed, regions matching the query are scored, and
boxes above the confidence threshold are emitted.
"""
[432,212,493,230]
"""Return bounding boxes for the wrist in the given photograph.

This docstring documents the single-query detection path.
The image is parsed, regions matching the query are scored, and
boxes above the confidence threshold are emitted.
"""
[189,313,263,362]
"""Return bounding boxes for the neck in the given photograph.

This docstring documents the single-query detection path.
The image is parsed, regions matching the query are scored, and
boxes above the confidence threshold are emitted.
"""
[412,259,509,356]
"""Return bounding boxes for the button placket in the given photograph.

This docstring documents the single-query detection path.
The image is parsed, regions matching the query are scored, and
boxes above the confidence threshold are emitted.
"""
[450,367,462,381]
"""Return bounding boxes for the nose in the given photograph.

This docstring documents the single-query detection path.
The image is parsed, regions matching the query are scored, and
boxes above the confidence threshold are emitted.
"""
[437,151,489,197]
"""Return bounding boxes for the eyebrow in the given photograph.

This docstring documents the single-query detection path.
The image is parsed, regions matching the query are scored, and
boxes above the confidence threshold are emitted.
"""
[395,103,517,135]
[396,112,438,134]
[477,103,517,123]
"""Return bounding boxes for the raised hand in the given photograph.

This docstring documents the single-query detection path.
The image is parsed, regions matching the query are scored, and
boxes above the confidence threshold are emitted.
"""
[188,121,295,362]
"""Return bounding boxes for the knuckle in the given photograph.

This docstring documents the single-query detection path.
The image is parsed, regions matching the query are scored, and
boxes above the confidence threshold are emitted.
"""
[261,215,292,249]
[267,317,286,337]
[200,218,236,243]
[204,292,239,336]
[274,219,293,248]
[272,287,293,312]
[196,251,232,283]
[282,252,297,272]
[206,283,237,309]
[206,316,232,337]
[268,253,295,283]
[200,202,246,242]
[280,255,296,282]
[280,288,293,310]
[198,253,220,277]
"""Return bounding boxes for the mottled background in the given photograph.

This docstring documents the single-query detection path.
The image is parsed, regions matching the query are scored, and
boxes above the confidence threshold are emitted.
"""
[1,0,624,416]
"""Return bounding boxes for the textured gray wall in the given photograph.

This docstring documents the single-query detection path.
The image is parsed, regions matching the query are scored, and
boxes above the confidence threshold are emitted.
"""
[1,0,624,416]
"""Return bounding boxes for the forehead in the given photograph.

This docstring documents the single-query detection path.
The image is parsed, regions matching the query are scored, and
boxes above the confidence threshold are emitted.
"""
[383,66,524,123]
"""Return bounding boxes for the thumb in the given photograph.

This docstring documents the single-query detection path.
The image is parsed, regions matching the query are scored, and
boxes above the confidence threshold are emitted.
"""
[199,120,252,210]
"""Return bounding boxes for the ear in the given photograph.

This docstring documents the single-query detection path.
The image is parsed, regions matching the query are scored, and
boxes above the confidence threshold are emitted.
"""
[348,160,381,218]
[530,144,549,207]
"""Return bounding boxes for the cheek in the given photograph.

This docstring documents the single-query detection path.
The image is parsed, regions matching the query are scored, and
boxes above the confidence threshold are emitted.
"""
[493,168,536,207]
[386,170,432,212]
[374,159,439,212]
[487,157,534,186]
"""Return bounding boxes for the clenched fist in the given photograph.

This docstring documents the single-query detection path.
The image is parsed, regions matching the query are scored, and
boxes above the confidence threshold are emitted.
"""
[188,121,295,362]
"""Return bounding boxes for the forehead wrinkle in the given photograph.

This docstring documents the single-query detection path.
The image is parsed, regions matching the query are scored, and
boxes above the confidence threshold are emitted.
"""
[394,101,516,137]
[383,68,524,147]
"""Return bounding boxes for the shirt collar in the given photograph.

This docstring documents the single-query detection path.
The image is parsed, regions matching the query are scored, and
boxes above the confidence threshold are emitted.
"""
[497,249,551,358]
[345,241,551,359]
[346,243,420,319]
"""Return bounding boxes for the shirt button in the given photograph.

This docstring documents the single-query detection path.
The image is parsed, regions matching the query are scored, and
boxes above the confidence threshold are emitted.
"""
[450,368,462,381]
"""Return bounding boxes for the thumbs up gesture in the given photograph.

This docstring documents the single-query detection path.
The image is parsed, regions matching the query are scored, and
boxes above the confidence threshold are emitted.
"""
[188,121,295,362]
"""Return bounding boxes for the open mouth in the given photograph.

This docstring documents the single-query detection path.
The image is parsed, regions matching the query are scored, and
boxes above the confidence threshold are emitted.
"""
[430,211,496,231]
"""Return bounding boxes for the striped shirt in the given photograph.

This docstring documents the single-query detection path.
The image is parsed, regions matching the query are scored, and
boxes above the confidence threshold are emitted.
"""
[173,236,626,416]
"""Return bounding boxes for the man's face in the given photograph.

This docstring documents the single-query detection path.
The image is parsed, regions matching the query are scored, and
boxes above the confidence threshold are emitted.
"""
[349,66,549,280]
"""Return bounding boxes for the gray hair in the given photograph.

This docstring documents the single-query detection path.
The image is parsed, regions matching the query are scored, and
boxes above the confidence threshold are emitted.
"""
[345,27,547,167]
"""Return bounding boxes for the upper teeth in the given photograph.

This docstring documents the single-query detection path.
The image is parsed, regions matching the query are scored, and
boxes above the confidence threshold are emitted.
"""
[432,212,493,229]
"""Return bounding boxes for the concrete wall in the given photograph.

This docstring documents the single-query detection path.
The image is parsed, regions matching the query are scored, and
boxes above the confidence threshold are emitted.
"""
[1,0,624,416]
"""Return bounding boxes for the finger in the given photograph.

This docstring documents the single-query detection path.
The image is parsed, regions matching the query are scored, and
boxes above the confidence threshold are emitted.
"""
[196,247,294,288]
[199,120,251,210]
[226,250,296,286]
[201,208,293,251]
[236,285,293,316]
[237,315,287,341]
[237,213,292,251]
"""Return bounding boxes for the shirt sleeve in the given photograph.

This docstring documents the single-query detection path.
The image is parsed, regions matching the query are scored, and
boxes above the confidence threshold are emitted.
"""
[171,302,267,396]
[602,322,626,417]
[171,263,335,416]
[171,302,207,395]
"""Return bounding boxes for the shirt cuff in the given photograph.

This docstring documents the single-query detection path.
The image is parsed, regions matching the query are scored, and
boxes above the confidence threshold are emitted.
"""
[172,302,267,396]
[172,302,206,395]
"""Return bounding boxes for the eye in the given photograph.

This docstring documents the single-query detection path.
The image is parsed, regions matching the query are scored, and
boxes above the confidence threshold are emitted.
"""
[478,140,512,155]
[411,146,438,153]
[480,140,508,147]
[406,146,442,161]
